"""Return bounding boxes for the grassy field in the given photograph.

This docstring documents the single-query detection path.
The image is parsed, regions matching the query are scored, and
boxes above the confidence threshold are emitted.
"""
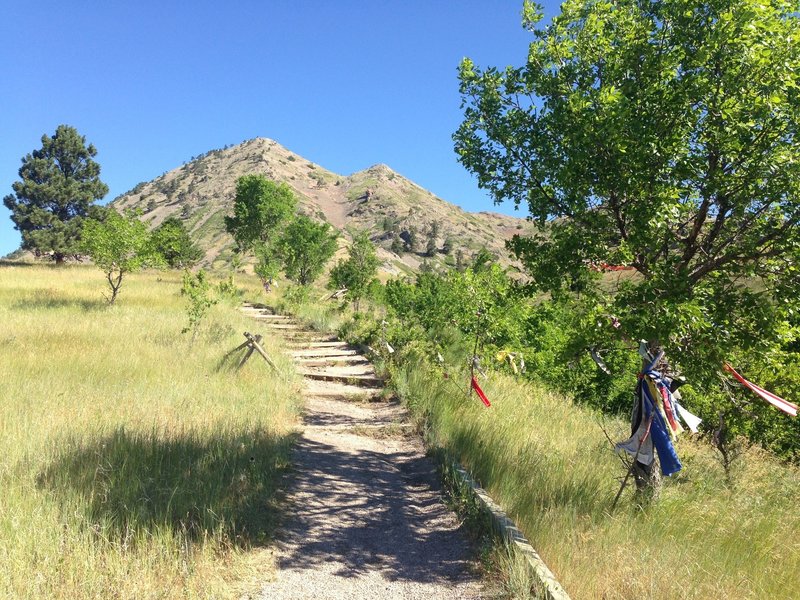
[0,263,301,599]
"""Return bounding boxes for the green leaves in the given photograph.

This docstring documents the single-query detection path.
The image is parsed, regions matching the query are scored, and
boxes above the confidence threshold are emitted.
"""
[455,0,800,375]
[150,217,203,268]
[4,125,108,262]
[224,175,297,253]
[279,215,338,286]
[181,269,218,343]
[329,231,380,311]
[80,209,159,303]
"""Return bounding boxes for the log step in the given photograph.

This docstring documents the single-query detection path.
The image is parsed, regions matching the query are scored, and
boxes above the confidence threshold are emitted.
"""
[301,372,383,387]
[290,349,360,358]
[295,356,371,367]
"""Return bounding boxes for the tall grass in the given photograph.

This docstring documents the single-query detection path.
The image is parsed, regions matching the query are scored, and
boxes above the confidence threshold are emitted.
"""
[0,263,301,599]
[390,357,800,599]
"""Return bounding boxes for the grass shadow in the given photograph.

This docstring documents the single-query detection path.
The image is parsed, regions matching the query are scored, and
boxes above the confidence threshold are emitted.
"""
[38,427,299,547]
[12,288,107,312]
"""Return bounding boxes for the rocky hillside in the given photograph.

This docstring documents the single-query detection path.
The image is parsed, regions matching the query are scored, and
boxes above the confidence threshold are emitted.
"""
[112,138,534,275]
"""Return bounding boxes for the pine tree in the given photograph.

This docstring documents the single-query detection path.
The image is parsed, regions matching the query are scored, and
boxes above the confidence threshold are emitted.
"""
[4,125,108,263]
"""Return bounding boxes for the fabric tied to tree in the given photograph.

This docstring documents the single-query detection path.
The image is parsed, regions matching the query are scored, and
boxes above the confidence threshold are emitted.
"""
[617,364,692,477]
[640,375,682,476]
[724,363,798,417]
[471,376,491,407]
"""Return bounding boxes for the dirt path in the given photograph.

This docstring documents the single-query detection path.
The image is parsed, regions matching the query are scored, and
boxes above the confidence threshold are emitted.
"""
[242,304,485,599]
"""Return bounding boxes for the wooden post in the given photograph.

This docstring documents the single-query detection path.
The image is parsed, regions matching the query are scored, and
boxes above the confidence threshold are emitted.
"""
[244,332,278,371]
[236,334,262,370]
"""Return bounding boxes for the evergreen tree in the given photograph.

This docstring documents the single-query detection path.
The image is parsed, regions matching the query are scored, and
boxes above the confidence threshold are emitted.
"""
[425,236,437,257]
[405,226,418,252]
[455,248,466,272]
[442,237,454,255]
[4,125,108,263]
[390,235,404,255]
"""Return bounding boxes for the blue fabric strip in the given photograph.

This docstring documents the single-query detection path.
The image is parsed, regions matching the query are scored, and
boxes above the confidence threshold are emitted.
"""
[641,378,683,476]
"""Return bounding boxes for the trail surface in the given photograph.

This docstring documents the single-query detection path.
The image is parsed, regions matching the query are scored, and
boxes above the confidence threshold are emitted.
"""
[243,304,484,600]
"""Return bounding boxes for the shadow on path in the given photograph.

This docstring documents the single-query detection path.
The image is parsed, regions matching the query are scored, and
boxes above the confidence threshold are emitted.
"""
[275,435,477,586]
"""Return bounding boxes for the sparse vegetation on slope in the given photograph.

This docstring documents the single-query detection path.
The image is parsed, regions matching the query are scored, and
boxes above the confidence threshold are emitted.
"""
[111,138,535,274]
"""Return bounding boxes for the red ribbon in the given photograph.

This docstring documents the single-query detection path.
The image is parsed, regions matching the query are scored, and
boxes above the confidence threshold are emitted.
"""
[471,376,491,407]
[724,363,798,417]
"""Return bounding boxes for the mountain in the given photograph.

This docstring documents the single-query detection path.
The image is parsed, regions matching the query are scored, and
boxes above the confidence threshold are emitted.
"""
[112,138,535,275]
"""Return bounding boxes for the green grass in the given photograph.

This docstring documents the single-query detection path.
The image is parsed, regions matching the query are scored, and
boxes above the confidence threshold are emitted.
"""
[390,358,800,599]
[0,263,301,599]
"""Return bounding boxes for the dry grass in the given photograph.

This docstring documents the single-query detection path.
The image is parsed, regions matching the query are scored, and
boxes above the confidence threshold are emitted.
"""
[392,359,800,599]
[0,263,301,599]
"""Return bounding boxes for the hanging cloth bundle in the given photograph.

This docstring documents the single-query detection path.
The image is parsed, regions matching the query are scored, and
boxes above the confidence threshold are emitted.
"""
[615,351,701,477]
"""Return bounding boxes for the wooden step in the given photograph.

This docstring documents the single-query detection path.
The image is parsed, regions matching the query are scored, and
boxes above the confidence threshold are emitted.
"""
[290,348,360,358]
[286,341,351,349]
[280,332,338,342]
[260,322,302,330]
[301,364,377,377]
[295,356,370,367]
[304,380,383,400]
[301,372,383,387]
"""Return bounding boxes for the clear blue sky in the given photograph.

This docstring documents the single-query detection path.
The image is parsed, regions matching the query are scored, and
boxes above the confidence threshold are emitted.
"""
[1,1,560,257]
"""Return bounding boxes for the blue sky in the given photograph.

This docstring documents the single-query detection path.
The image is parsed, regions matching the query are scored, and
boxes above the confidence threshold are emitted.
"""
[1,1,560,257]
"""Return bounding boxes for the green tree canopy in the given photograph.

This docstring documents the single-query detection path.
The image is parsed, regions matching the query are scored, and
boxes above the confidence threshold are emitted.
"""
[224,175,297,253]
[81,209,159,303]
[150,217,203,268]
[4,125,109,263]
[225,175,298,289]
[279,215,339,285]
[455,0,800,380]
[329,231,380,310]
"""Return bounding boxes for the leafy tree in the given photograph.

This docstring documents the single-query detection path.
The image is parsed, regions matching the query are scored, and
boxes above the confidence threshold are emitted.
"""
[150,217,203,268]
[181,269,217,345]
[4,125,109,263]
[279,215,338,285]
[224,175,297,252]
[455,0,800,384]
[225,175,297,288]
[254,243,282,291]
[329,231,380,311]
[81,209,158,304]
[471,247,496,272]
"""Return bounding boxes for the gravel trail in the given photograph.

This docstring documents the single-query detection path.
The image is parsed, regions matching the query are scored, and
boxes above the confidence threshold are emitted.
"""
[242,305,484,600]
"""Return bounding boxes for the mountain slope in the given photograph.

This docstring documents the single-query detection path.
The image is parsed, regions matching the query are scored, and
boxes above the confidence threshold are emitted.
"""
[112,138,534,274]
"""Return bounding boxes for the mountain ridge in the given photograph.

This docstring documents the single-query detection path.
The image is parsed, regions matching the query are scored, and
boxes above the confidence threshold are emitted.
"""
[111,137,535,275]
